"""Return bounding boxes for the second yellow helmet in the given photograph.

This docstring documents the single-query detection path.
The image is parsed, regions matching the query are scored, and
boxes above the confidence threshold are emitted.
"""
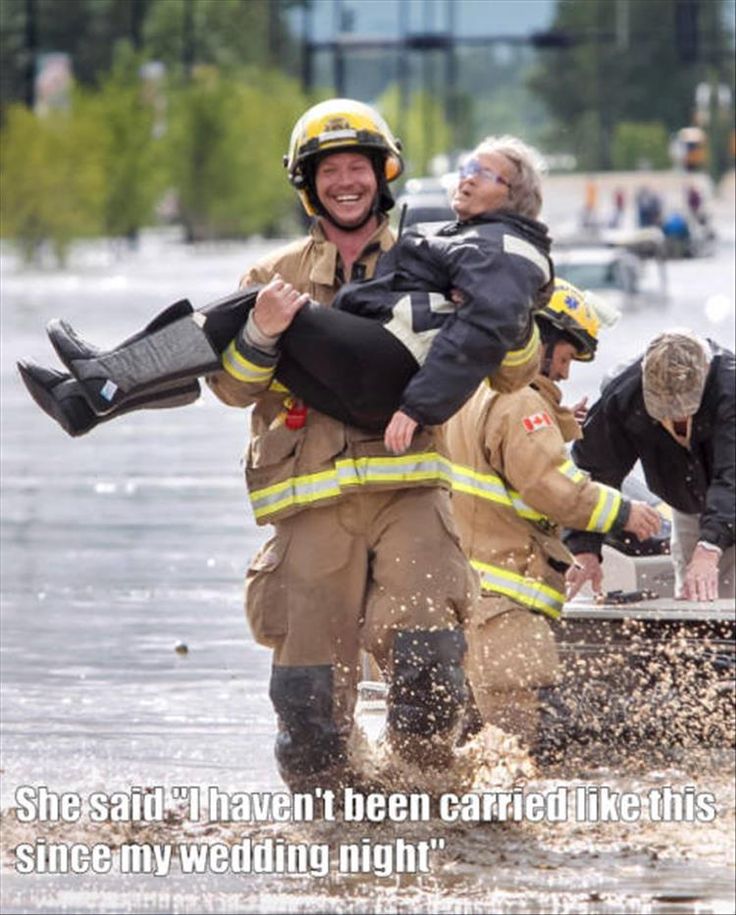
[537,279,601,362]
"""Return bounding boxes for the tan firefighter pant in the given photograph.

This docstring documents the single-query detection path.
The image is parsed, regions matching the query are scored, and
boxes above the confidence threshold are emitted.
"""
[465,594,560,746]
[245,486,477,738]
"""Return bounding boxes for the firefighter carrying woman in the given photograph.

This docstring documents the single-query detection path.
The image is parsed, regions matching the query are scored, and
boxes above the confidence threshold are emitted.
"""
[18,99,660,786]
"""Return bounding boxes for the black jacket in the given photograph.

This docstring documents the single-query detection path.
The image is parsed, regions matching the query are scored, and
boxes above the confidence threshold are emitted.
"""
[565,341,735,555]
[334,210,553,426]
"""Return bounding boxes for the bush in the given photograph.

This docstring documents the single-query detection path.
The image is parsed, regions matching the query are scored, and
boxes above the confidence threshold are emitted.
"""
[611,121,670,171]
[0,103,105,264]
[377,84,452,177]
[83,44,168,240]
[0,63,309,257]
[164,68,308,241]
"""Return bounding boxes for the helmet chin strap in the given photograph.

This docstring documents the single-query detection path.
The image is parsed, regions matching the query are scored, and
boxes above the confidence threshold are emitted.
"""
[540,342,554,378]
[319,198,380,232]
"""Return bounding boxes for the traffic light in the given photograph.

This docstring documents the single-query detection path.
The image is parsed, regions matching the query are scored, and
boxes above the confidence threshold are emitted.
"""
[531,30,577,50]
[675,0,699,64]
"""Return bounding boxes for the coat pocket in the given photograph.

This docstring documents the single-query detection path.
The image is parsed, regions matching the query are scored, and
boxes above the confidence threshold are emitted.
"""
[249,422,303,468]
[244,531,291,648]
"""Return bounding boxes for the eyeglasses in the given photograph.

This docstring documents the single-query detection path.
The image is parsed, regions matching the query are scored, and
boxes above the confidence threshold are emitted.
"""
[458,158,512,188]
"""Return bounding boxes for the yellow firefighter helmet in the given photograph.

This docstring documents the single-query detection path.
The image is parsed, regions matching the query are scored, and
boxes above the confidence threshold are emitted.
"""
[537,279,601,362]
[284,98,404,217]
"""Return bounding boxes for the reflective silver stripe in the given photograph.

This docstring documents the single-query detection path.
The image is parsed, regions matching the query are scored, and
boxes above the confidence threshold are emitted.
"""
[451,463,546,522]
[557,459,587,484]
[509,492,545,521]
[587,484,622,533]
[451,464,511,505]
[383,294,441,366]
[250,471,342,519]
[502,234,551,282]
[249,453,452,521]
[223,341,274,383]
[336,453,453,486]
[471,559,564,618]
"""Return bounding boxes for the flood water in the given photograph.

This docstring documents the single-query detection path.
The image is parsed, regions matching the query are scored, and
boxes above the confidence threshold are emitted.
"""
[1,184,735,913]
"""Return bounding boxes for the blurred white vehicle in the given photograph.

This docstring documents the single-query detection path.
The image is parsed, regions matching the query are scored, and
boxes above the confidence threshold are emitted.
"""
[554,234,669,310]
[393,175,455,230]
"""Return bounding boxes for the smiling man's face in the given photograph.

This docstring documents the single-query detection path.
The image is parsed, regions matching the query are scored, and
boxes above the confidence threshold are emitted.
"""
[314,151,378,228]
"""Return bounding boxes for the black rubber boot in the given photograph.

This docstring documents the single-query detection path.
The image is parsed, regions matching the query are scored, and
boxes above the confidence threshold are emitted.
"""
[269,665,348,790]
[17,360,201,437]
[387,629,467,765]
[47,288,259,416]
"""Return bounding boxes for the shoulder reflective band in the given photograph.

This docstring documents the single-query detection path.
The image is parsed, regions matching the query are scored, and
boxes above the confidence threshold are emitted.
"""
[471,558,564,618]
[501,322,540,367]
[451,463,547,522]
[502,234,551,283]
[249,452,453,522]
[223,340,275,384]
[556,458,587,484]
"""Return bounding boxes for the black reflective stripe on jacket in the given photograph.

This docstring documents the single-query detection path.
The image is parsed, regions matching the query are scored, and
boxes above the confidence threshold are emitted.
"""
[564,341,736,555]
[334,210,553,426]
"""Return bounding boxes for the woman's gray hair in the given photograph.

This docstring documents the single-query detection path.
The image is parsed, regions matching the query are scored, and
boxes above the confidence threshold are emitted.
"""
[474,135,547,219]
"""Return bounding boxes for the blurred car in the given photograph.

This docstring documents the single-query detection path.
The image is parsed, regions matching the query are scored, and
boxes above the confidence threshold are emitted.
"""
[554,238,669,310]
[393,175,455,231]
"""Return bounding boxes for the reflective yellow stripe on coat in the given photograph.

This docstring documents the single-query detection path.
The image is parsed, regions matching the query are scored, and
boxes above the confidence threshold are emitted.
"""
[500,322,540,367]
[249,452,453,522]
[222,341,275,384]
[471,558,565,618]
[451,464,546,523]
[586,483,623,533]
[454,461,622,535]
[556,459,622,532]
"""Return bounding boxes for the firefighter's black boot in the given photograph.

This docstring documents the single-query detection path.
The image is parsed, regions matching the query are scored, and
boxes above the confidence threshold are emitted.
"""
[17,360,201,437]
[269,665,349,791]
[387,629,467,767]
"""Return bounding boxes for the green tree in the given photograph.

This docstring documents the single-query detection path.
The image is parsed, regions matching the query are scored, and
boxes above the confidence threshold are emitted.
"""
[0,0,297,115]
[164,67,307,240]
[1,0,152,114]
[377,84,452,177]
[0,102,105,263]
[611,121,670,170]
[142,0,298,80]
[79,43,166,239]
[528,0,735,170]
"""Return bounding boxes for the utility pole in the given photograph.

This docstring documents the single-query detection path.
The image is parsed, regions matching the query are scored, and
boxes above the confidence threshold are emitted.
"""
[182,0,195,79]
[130,0,147,51]
[301,0,313,92]
[24,0,37,109]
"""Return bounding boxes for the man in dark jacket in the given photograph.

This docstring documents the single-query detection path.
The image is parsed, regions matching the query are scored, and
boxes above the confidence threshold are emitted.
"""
[565,329,735,602]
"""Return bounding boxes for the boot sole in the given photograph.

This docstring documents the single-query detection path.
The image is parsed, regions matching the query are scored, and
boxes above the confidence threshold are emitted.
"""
[17,362,96,437]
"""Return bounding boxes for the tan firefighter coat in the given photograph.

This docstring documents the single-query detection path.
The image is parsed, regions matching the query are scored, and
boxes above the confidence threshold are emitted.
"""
[442,374,631,619]
[207,217,540,526]
[207,217,459,525]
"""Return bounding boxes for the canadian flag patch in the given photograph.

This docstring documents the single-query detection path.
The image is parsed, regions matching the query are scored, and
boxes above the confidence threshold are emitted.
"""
[523,411,553,433]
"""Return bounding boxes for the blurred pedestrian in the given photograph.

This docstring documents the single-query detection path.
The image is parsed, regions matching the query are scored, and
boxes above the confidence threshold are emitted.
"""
[609,187,626,228]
